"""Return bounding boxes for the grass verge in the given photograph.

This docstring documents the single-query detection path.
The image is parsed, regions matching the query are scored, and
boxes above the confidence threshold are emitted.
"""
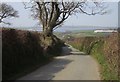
[90,41,118,80]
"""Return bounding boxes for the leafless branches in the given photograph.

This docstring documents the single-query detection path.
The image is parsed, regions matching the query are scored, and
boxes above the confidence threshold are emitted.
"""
[24,0,108,35]
[0,3,19,25]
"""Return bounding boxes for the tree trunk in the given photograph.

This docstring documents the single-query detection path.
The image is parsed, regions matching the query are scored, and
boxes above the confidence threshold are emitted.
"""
[42,26,54,56]
[42,26,53,46]
[43,26,53,37]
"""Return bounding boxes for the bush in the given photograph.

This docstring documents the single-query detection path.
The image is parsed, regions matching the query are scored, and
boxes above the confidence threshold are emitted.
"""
[47,35,65,56]
[103,32,119,80]
[2,28,63,80]
[38,33,65,57]
[67,37,101,54]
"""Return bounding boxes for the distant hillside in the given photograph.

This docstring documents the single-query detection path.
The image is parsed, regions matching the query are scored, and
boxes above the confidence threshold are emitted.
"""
[2,26,118,32]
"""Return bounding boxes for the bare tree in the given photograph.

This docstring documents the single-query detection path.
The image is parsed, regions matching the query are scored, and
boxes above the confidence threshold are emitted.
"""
[24,0,107,37]
[0,3,19,25]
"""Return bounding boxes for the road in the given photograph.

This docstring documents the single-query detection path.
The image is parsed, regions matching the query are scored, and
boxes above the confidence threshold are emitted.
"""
[18,45,100,80]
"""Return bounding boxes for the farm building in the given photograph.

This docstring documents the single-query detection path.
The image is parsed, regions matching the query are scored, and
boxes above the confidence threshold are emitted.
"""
[94,29,117,33]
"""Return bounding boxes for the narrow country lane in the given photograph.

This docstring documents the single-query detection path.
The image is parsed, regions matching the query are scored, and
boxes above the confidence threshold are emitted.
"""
[18,45,100,80]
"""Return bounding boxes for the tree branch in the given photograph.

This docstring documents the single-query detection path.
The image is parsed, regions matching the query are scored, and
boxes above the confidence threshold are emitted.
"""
[49,2,55,25]
[0,3,19,25]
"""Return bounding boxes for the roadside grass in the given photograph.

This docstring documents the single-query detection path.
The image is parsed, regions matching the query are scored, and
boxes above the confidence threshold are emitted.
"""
[90,41,118,80]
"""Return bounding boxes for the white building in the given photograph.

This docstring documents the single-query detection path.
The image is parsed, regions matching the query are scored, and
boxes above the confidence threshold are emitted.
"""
[94,29,117,33]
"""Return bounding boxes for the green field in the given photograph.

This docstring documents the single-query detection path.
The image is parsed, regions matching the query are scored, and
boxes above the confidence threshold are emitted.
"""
[54,30,112,40]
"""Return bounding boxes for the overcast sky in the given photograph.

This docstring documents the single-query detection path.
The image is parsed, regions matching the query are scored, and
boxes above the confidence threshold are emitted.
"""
[1,1,119,28]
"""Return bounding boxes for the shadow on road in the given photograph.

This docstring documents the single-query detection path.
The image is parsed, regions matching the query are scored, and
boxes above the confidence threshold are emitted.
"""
[62,45,86,56]
[61,46,72,55]
[18,58,72,80]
